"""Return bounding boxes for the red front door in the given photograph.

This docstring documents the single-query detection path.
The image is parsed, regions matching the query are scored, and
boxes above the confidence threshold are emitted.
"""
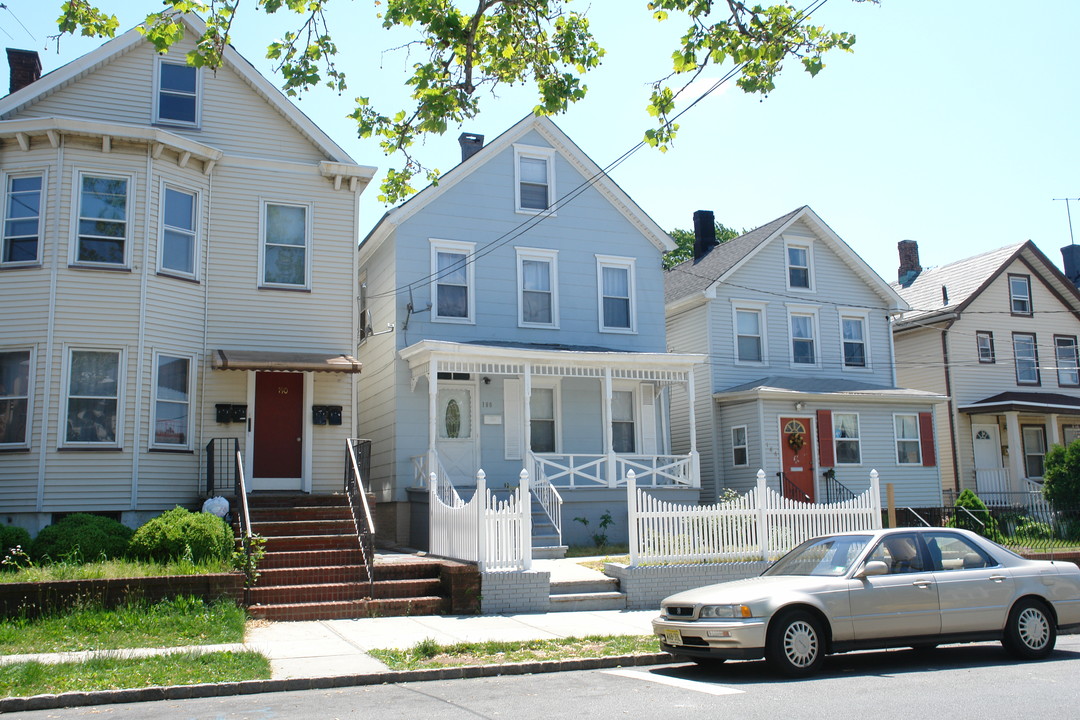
[780,417,815,502]
[254,372,303,483]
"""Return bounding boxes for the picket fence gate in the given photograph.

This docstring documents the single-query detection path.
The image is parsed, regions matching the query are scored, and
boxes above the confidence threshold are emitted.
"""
[428,469,532,572]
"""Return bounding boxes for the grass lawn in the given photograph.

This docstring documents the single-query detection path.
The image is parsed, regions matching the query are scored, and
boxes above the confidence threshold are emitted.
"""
[0,596,247,655]
[369,635,661,671]
[0,651,270,697]
[0,558,234,584]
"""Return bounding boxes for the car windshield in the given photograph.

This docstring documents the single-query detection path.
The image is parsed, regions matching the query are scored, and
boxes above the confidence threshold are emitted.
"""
[763,535,874,577]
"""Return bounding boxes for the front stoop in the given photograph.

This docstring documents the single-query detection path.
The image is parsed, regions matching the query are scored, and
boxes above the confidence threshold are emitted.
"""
[531,507,567,560]
[239,494,450,621]
[548,577,626,612]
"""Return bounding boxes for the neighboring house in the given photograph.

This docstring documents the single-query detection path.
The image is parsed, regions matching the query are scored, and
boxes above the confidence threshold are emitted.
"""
[664,207,946,508]
[891,240,1080,505]
[356,115,703,548]
[0,16,375,533]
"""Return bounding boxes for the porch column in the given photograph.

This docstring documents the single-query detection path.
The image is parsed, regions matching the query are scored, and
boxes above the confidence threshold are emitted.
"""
[427,357,439,483]
[1048,413,1061,449]
[1004,411,1024,493]
[603,367,615,488]
[523,362,533,475]
[687,368,700,488]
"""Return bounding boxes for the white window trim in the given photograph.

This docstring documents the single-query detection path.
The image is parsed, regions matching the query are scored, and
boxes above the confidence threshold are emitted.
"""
[1022,425,1047,479]
[71,170,133,269]
[732,299,769,366]
[838,308,872,372]
[785,303,820,369]
[893,412,922,465]
[1,168,47,267]
[152,57,202,129]
[149,350,196,451]
[516,246,560,329]
[0,346,34,449]
[430,238,476,324]
[832,411,862,466]
[1012,332,1040,386]
[513,144,556,215]
[731,425,749,467]
[784,237,816,292]
[157,180,201,281]
[596,254,637,334]
[258,199,313,290]
[529,378,562,454]
[61,346,125,449]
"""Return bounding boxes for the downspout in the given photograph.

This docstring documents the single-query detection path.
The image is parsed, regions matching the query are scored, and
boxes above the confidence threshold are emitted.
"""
[36,138,64,516]
[523,362,532,477]
[196,164,215,494]
[603,366,614,487]
[940,319,960,494]
[427,356,438,482]
[131,144,154,511]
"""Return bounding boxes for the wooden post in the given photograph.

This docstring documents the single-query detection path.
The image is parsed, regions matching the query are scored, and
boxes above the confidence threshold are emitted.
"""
[886,482,896,529]
[757,469,768,561]
[626,470,638,567]
[870,469,882,529]
[476,469,487,571]
[519,468,532,571]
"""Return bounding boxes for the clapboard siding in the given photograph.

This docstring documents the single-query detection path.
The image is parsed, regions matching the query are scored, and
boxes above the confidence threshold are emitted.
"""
[665,302,717,500]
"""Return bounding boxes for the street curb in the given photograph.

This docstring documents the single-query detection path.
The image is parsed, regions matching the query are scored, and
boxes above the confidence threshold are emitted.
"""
[0,653,675,713]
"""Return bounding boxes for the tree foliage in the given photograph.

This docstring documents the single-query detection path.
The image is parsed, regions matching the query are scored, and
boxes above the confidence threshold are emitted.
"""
[55,0,875,202]
[1044,439,1080,507]
[664,220,743,269]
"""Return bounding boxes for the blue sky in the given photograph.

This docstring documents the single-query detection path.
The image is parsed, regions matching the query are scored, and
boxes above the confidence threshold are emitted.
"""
[4,0,1079,283]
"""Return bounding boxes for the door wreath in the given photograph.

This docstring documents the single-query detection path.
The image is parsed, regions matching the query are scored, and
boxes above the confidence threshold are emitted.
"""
[787,431,805,453]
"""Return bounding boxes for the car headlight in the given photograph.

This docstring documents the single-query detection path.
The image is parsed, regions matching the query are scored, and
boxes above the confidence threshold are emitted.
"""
[698,604,752,619]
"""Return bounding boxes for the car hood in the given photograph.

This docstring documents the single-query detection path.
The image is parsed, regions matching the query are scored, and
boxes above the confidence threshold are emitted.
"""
[661,575,839,606]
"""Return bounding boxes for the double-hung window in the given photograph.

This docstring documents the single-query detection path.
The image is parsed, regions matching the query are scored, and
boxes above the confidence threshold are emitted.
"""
[834,413,861,464]
[1055,335,1079,387]
[611,389,636,453]
[261,201,310,288]
[597,256,635,332]
[517,247,558,327]
[1009,274,1032,315]
[152,353,192,449]
[76,174,129,266]
[840,312,868,369]
[160,186,198,278]
[3,173,43,265]
[1022,425,1046,478]
[155,59,199,127]
[431,239,475,322]
[1012,332,1040,385]
[731,426,748,466]
[894,414,921,465]
[530,386,557,453]
[0,349,31,447]
[514,145,555,213]
[786,241,813,290]
[976,331,995,363]
[734,304,766,363]
[64,349,121,446]
[788,307,818,366]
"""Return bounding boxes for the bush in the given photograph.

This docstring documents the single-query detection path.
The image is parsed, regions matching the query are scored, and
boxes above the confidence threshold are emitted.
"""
[947,489,1004,543]
[0,525,32,560]
[1044,439,1080,507]
[30,514,134,564]
[128,507,234,564]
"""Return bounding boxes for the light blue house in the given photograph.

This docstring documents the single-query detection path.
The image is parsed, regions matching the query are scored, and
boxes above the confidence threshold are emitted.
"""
[357,115,703,551]
[664,207,947,508]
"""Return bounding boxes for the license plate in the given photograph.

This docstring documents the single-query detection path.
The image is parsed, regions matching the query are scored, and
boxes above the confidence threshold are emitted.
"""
[663,629,682,646]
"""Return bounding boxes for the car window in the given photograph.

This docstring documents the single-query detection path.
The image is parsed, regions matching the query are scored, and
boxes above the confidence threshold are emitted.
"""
[866,533,926,574]
[764,535,873,577]
[923,532,997,571]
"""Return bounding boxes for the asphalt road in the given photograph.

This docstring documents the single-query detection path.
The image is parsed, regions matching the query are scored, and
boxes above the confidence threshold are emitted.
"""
[11,636,1080,720]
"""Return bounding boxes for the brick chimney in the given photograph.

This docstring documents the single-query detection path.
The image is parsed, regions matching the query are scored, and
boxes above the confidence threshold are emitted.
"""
[6,49,42,94]
[693,209,718,263]
[897,239,922,287]
[458,132,484,163]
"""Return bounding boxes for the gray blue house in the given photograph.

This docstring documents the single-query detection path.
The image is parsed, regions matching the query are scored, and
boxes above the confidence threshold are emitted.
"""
[357,115,703,550]
[664,207,947,508]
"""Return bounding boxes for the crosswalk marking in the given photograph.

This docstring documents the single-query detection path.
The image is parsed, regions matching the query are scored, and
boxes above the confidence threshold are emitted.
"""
[601,668,745,696]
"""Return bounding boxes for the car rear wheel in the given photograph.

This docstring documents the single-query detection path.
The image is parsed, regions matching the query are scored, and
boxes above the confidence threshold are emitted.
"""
[766,610,824,677]
[1003,598,1056,660]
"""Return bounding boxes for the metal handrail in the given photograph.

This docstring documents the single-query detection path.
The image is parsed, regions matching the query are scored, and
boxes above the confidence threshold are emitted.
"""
[823,474,858,503]
[235,449,252,541]
[902,507,932,527]
[344,439,376,599]
[778,472,812,503]
[529,460,563,545]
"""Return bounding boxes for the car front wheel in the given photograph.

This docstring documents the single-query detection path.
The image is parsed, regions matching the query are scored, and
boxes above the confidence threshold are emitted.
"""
[766,610,824,677]
[1003,598,1056,660]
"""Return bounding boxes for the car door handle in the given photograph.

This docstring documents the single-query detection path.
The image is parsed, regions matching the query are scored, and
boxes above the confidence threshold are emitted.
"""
[989,575,1008,583]
[912,580,933,589]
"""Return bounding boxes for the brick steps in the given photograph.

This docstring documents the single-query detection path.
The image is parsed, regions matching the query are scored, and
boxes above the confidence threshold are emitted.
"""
[249,507,352,522]
[247,596,446,622]
[253,519,357,537]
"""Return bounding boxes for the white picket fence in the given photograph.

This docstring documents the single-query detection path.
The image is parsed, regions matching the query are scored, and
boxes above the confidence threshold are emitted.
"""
[428,469,532,572]
[627,468,882,566]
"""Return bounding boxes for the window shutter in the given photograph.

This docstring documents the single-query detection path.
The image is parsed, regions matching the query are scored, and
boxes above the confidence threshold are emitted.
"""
[816,409,834,466]
[504,379,523,460]
[919,411,937,466]
[639,384,657,455]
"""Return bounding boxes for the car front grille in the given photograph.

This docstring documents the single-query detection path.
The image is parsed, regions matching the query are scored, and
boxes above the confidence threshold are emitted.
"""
[665,605,695,619]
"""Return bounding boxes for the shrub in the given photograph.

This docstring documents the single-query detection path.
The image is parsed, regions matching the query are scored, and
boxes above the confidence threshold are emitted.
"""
[128,507,234,564]
[30,514,134,564]
[947,489,1004,543]
[0,526,31,557]
[1044,439,1080,507]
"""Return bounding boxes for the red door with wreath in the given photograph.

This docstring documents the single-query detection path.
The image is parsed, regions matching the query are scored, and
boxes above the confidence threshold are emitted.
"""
[780,417,815,502]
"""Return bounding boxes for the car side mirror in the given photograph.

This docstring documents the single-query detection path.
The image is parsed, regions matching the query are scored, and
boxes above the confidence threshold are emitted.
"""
[856,560,889,578]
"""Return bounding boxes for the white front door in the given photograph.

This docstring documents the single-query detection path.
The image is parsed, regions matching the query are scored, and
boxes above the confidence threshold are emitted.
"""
[972,424,1002,469]
[436,382,479,484]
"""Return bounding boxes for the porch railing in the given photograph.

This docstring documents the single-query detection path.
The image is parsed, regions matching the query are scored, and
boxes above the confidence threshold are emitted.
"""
[627,468,882,566]
[412,453,452,489]
[532,453,694,488]
[822,473,858,504]
[205,438,240,496]
[344,439,376,598]
[429,469,532,572]
[778,472,812,503]
[530,467,563,546]
[974,467,1012,505]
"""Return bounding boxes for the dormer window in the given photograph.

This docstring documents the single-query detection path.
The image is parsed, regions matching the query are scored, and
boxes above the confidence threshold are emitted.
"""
[1009,274,1032,315]
[155,59,200,127]
[785,241,813,290]
[514,145,555,214]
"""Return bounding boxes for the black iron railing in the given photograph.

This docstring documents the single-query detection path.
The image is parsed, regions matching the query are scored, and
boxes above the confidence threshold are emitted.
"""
[205,438,240,497]
[778,472,811,502]
[345,438,376,598]
[891,503,1080,555]
[822,473,858,504]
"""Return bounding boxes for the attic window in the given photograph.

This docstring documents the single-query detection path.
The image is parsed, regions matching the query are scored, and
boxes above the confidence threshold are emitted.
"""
[155,60,200,127]
[514,145,555,214]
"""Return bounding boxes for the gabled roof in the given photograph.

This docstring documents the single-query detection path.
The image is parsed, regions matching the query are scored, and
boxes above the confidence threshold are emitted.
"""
[663,206,907,311]
[0,13,360,165]
[892,240,1080,326]
[359,114,674,259]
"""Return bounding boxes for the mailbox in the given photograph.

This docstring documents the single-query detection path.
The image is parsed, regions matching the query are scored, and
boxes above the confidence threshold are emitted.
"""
[230,404,247,423]
[215,404,232,424]
[327,406,343,426]
[312,405,328,425]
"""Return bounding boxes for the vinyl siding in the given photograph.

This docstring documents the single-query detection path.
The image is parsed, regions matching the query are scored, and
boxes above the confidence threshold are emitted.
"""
[893,323,955,493]
[665,302,717,500]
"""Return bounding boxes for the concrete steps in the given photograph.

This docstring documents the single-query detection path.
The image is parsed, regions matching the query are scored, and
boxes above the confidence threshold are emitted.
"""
[547,574,626,612]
